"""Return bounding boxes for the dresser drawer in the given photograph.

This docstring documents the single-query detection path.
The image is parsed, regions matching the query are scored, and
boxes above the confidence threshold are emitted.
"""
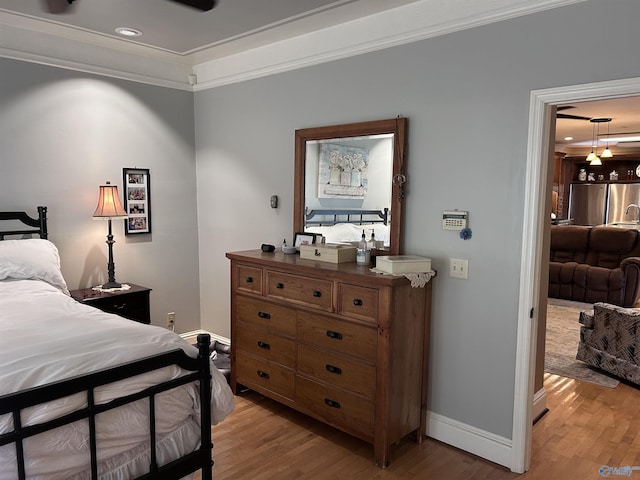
[235,264,263,294]
[266,271,333,311]
[296,375,374,438]
[236,297,297,337]
[298,344,375,398]
[236,324,296,367]
[338,284,378,323]
[297,312,377,363]
[236,353,294,399]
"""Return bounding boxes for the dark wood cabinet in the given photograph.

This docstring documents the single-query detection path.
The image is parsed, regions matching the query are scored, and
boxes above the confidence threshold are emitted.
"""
[70,283,151,324]
[554,154,640,220]
[226,249,433,468]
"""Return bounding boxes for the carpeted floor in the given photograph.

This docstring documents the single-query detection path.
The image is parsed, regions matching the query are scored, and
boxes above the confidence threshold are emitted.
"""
[545,298,620,388]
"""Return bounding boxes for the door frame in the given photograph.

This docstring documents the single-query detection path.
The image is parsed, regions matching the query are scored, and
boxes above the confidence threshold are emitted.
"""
[512,76,640,473]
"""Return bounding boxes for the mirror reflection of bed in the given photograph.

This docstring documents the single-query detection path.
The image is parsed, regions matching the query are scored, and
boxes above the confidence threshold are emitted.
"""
[304,208,390,248]
[294,117,407,256]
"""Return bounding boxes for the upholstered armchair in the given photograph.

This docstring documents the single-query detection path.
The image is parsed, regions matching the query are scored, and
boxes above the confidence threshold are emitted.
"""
[577,302,640,385]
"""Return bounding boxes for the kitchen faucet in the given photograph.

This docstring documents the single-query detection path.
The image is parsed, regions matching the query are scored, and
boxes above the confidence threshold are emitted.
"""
[625,203,640,223]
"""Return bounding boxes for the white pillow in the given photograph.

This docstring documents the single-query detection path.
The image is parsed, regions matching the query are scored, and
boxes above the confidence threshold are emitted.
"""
[0,239,69,295]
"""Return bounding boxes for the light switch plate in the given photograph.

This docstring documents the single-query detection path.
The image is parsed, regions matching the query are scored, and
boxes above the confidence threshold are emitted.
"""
[449,258,468,279]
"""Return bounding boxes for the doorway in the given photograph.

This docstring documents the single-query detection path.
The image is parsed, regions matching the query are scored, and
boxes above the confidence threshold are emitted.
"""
[511,77,640,473]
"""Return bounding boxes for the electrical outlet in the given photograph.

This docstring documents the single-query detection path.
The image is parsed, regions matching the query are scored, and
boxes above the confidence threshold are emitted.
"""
[449,258,468,279]
[167,312,176,330]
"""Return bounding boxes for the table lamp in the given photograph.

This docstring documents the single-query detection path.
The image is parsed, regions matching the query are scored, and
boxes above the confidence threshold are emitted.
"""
[93,181,128,288]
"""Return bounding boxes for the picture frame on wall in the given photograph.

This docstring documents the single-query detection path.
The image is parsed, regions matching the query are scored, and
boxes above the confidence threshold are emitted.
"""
[122,168,151,235]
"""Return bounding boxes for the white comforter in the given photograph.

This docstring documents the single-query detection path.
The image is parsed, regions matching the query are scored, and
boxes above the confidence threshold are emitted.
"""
[0,279,234,479]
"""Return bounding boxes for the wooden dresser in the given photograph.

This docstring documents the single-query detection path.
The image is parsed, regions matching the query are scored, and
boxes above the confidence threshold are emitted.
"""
[226,249,433,467]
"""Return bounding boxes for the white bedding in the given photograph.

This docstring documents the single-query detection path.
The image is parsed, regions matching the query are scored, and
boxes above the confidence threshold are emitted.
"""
[305,222,390,247]
[0,278,235,480]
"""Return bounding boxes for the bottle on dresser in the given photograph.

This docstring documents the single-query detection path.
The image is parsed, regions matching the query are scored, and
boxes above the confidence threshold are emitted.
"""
[357,230,370,265]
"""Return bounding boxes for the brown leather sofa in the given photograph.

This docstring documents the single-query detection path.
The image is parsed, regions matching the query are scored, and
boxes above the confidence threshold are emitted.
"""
[549,225,640,307]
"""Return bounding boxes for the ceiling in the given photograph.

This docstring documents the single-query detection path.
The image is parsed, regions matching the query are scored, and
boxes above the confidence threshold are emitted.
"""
[3,0,635,138]
[0,0,591,90]
[555,97,640,157]
[0,0,420,58]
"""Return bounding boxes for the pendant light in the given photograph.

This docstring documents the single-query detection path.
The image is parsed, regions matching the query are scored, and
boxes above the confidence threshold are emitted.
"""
[586,119,598,162]
[601,118,613,158]
[591,119,602,165]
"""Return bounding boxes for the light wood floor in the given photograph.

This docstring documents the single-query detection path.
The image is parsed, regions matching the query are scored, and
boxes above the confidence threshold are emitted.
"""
[196,374,640,479]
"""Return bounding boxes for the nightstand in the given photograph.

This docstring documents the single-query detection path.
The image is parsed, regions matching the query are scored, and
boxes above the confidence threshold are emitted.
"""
[70,283,152,324]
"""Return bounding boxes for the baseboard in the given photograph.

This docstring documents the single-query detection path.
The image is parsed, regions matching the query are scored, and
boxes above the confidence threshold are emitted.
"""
[180,329,230,346]
[426,411,512,469]
[532,387,548,424]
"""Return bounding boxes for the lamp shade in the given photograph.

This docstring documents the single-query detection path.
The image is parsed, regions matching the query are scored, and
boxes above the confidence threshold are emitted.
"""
[93,182,128,219]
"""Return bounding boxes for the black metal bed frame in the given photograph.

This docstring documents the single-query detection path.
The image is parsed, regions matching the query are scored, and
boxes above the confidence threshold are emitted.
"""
[0,207,214,479]
[304,207,389,227]
[0,206,48,240]
[0,336,213,480]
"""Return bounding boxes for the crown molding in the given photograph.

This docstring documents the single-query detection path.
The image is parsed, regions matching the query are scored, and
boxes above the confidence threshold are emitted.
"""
[0,0,588,91]
[0,10,193,90]
[192,0,587,90]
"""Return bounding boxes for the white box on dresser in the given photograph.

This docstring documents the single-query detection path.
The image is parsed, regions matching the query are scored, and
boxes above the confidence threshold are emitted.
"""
[299,243,357,263]
[226,249,434,468]
[375,255,432,274]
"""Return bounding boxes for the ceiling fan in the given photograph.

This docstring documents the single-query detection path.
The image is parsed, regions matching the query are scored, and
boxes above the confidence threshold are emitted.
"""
[556,105,591,121]
[44,0,216,14]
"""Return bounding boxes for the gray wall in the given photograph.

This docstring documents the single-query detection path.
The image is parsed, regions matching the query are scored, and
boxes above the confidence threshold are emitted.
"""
[0,58,201,333]
[195,0,640,441]
[1,0,638,454]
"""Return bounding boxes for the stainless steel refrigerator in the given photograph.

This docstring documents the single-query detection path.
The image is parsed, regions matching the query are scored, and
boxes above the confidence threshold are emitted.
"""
[607,183,640,224]
[568,183,608,225]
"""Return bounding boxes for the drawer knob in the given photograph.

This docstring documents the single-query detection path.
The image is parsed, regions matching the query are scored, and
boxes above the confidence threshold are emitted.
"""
[245,276,254,283]
[257,341,271,350]
[258,311,271,319]
[353,298,363,306]
[326,330,343,340]
[325,364,342,375]
[257,370,270,379]
[276,282,284,289]
[324,398,341,409]
[312,290,322,298]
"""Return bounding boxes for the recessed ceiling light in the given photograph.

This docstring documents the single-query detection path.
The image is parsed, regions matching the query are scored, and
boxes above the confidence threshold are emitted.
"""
[564,136,573,141]
[115,27,142,37]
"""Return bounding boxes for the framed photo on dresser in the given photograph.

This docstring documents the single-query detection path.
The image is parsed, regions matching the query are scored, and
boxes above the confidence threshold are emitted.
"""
[123,168,151,235]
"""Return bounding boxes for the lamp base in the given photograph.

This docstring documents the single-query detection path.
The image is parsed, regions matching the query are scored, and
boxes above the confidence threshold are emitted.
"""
[101,281,122,289]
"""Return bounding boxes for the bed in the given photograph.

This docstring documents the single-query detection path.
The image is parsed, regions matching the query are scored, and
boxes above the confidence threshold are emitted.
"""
[0,206,234,480]
[303,208,390,246]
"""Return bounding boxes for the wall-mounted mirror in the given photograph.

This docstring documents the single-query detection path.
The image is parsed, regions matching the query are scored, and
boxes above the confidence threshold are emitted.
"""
[294,117,407,255]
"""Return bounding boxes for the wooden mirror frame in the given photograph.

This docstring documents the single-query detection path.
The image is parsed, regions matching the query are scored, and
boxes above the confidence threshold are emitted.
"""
[294,117,408,255]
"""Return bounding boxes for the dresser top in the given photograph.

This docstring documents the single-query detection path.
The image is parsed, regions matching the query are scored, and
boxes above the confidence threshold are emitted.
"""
[226,249,414,286]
